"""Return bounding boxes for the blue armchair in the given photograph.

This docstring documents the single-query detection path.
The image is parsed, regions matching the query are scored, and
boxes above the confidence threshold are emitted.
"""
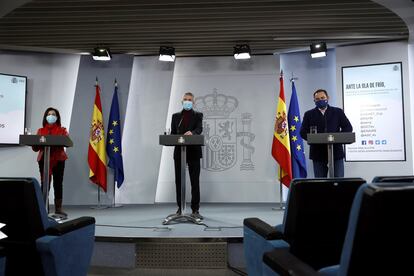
[0,177,95,276]
[243,178,366,276]
[263,182,414,275]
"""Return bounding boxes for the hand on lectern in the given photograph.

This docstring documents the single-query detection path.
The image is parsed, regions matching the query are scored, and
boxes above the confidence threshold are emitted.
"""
[184,131,193,135]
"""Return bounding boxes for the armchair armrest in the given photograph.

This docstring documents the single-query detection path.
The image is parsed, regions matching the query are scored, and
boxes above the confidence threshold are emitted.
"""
[263,248,319,276]
[37,217,95,276]
[244,218,284,240]
[45,217,95,236]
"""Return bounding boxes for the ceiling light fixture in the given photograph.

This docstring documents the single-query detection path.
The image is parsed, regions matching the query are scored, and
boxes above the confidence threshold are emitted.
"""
[92,47,111,61]
[233,44,251,60]
[310,42,327,58]
[159,46,176,62]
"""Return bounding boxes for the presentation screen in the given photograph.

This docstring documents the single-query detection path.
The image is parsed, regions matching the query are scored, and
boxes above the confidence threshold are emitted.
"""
[0,73,27,145]
[342,62,405,161]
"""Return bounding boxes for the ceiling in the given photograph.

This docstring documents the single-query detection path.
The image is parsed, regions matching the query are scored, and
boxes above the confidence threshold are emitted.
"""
[0,0,410,57]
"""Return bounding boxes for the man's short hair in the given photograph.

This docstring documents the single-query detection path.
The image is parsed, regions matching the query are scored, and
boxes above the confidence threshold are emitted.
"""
[184,92,194,98]
[313,89,328,98]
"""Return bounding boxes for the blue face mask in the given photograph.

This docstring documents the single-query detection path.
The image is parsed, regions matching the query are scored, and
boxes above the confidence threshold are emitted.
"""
[46,115,57,124]
[183,100,193,111]
[315,99,328,109]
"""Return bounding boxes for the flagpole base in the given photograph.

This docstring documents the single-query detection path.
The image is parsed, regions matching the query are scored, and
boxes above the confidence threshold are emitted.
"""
[271,203,285,211]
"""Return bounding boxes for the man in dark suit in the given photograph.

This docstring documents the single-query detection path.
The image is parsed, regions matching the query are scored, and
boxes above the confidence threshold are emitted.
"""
[300,89,352,177]
[171,92,203,218]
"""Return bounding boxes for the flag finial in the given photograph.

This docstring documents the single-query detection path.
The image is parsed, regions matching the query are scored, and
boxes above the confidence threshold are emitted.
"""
[114,78,118,87]
[95,77,98,86]
[290,72,298,82]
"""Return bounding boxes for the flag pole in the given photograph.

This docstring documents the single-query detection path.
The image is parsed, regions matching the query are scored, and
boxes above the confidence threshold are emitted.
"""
[90,77,109,210]
[91,185,109,209]
[272,166,285,211]
[108,78,123,208]
[110,179,123,208]
[279,167,285,210]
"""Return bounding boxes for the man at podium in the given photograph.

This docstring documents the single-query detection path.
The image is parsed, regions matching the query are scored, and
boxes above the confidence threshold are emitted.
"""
[300,89,352,177]
[32,107,68,216]
[171,92,203,218]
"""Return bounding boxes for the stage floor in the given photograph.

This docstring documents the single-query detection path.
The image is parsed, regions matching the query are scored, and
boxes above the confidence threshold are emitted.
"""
[64,203,285,239]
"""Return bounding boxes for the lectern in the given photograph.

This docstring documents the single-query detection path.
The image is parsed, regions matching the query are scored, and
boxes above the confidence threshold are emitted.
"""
[19,135,73,213]
[307,132,355,177]
[159,134,204,225]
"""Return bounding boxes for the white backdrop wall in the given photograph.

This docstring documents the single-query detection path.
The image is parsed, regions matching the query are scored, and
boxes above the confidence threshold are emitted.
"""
[2,42,414,205]
[117,56,174,203]
[0,51,80,189]
[64,54,134,205]
[336,41,413,181]
[155,55,282,203]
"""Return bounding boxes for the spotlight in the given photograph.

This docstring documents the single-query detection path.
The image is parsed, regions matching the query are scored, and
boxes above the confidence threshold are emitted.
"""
[233,44,251,60]
[310,42,327,58]
[159,46,176,62]
[92,47,111,61]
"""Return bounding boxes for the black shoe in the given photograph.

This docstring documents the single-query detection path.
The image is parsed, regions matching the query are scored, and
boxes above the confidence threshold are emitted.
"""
[192,210,203,220]
[176,208,182,215]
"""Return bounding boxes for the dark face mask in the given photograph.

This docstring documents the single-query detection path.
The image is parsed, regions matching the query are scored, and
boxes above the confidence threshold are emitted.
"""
[315,99,328,109]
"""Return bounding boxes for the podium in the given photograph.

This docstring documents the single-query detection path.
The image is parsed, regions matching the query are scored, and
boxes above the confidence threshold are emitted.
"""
[19,135,73,213]
[307,132,355,177]
[159,134,204,225]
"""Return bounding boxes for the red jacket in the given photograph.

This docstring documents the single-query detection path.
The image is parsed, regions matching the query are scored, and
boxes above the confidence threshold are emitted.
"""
[32,124,69,170]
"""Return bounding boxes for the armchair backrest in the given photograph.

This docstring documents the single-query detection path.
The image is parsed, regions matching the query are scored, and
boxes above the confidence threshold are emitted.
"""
[372,175,414,183]
[0,178,51,241]
[282,177,366,269]
[340,182,414,276]
[0,177,53,276]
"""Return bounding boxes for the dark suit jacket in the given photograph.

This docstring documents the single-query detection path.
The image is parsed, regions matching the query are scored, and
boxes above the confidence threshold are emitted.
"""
[171,110,203,160]
[300,105,352,161]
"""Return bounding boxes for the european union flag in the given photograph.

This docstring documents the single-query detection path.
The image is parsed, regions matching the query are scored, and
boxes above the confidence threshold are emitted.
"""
[288,82,307,178]
[106,84,124,187]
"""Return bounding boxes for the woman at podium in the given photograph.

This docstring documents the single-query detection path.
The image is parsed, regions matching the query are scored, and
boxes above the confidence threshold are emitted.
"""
[32,107,68,216]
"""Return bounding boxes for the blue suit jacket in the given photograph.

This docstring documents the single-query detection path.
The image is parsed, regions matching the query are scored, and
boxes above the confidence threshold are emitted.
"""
[300,105,352,161]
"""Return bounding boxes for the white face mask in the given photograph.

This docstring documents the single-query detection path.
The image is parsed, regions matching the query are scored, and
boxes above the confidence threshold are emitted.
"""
[183,100,193,110]
[46,114,57,124]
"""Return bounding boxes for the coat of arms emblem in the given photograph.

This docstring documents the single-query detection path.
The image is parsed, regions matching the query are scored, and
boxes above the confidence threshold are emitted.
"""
[195,89,255,171]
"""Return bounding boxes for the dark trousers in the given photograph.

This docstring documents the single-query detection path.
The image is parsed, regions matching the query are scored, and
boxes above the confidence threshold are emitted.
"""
[174,158,201,211]
[312,159,344,178]
[38,160,65,200]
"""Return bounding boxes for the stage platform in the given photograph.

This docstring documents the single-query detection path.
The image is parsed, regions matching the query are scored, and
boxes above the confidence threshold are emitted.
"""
[63,203,284,270]
[66,203,284,239]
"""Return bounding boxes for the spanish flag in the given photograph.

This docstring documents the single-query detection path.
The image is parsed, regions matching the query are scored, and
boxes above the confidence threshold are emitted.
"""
[88,82,107,192]
[271,72,293,187]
